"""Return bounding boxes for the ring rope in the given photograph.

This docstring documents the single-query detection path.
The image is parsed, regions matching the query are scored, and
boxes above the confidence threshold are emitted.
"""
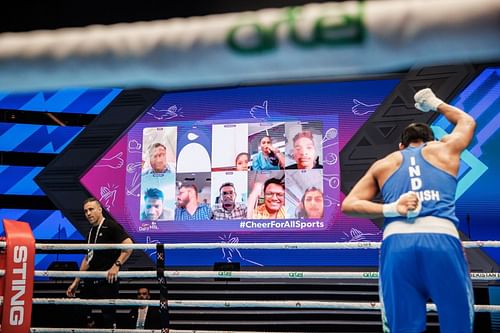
[2,240,498,251]
[33,270,500,281]
[19,298,500,313]
[3,238,498,330]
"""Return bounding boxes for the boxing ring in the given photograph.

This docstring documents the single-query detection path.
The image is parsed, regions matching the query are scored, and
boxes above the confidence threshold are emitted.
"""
[0,0,498,331]
[1,219,500,332]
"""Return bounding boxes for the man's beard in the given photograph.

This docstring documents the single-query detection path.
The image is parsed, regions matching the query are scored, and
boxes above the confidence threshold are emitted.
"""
[177,197,189,208]
[222,199,235,211]
[147,213,159,220]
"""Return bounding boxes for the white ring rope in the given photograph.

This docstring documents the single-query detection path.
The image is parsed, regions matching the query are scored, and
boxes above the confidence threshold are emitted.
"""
[34,270,500,281]
[2,239,497,328]
[0,240,496,251]
[1,0,499,92]
[21,298,500,313]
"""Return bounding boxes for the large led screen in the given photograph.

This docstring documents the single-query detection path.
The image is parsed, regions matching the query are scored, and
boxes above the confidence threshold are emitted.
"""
[81,78,399,267]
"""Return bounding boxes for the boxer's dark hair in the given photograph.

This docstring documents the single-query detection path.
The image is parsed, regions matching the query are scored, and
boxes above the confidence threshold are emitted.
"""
[401,123,435,148]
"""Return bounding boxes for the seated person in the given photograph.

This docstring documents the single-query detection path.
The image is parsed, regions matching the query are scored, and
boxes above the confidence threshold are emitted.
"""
[251,136,284,171]
[247,177,286,219]
[297,187,324,218]
[175,184,213,220]
[235,152,249,171]
[143,143,175,175]
[212,182,247,220]
[286,131,322,169]
[141,188,174,221]
[127,287,162,330]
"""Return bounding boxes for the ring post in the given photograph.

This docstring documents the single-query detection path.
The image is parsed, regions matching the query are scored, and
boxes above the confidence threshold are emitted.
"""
[0,236,5,324]
[156,243,170,332]
[1,219,35,333]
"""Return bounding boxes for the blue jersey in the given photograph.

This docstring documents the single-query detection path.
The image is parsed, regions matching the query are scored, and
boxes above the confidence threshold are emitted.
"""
[251,151,280,171]
[381,144,459,227]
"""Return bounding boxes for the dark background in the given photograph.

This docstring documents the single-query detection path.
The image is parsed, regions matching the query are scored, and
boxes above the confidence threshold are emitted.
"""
[1,1,336,33]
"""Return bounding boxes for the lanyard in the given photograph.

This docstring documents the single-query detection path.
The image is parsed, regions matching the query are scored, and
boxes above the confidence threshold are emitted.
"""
[87,218,104,263]
[88,218,105,244]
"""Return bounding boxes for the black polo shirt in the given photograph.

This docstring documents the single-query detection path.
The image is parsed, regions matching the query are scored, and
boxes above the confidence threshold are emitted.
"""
[87,218,131,271]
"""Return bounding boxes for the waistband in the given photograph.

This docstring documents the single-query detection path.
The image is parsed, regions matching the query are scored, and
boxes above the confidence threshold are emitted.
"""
[383,216,459,240]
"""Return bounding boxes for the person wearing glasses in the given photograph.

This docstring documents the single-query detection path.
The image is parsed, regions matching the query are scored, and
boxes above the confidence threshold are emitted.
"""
[248,177,286,219]
[212,182,248,220]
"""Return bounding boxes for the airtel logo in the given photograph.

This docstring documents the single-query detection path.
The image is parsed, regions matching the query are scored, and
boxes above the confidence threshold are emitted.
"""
[226,4,365,54]
[9,245,28,326]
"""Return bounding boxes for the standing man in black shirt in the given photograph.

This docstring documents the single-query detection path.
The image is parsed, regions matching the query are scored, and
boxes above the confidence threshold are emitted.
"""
[66,197,133,328]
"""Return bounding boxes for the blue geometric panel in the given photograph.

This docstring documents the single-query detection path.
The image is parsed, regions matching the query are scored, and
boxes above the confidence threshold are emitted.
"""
[0,122,83,153]
[434,68,499,160]
[0,209,85,271]
[431,67,500,264]
[431,126,488,199]
[0,209,84,239]
[0,88,122,114]
[0,165,44,195]
[431,67,499,195]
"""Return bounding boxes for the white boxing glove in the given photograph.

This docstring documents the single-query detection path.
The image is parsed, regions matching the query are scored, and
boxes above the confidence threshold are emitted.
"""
[383,191,421,218]
[414,88,443,112]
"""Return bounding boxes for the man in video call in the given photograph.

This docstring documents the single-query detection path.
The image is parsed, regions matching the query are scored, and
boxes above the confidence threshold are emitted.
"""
[252,135,285,171]
[212,182,248,219]
[143,142,175,175]
[248,177,286,219]
[141,188,174,221]
[175,184,213,220]
[286,130,322,169]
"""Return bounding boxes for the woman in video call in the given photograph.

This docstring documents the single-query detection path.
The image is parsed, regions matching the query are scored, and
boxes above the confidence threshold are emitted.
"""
[235,152,249,171]
[252,136,284,171]
[286,131,322,169]
[297,187,324,219]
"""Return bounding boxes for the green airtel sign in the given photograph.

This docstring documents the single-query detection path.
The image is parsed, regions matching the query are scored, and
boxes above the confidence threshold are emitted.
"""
[226,2,365,54]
